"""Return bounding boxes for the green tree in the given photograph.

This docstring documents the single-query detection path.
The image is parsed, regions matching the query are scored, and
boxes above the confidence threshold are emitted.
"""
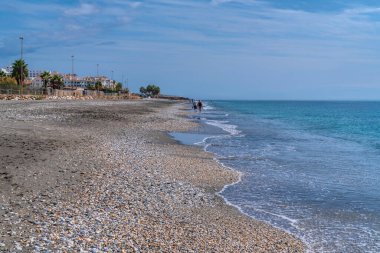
[146,84,160,97]
[95,80,103,91]
[87,84,95,90]
[139,86,147,96]
[140,85,160,97]
[115,82,122,92]
[40,71,51,94]
[103,87,113,93]
[50,74,64,89]
[11,59,29,86]
[0,70,6,77]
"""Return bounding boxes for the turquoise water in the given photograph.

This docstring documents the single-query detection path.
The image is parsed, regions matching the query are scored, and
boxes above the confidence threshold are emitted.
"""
[188,101,380,252]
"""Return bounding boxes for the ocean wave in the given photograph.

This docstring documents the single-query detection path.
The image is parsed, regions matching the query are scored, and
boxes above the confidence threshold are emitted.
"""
[187,110,311,251]
[208,148,308,250]
[203,105,214,110]
[205,119,242,136]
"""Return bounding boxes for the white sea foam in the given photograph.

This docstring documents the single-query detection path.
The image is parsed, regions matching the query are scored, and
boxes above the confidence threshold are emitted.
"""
[205,119,242,136]
[187,104,311,251]
[208,149,312,250]
[194,132,306,240]
[202,102,214,110]
[253,208,299,226]
[193,121,311,251]
[286,145,297,151]
[203,105,214,110]
[194,135,224,146]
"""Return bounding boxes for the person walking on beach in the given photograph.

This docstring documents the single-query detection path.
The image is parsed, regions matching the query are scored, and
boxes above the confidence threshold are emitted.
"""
[197,100,203,112]
[193,101,197,111]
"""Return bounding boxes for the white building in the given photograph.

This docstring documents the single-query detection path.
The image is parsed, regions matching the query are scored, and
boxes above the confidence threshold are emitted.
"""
[28,70,45,79]
[62,74,88,88]
[4,66,12,74]
[30,77,44,89]
[1,68,9,75]
[27,70,51,89]
[1,66,12,76]
[79,76,115,89]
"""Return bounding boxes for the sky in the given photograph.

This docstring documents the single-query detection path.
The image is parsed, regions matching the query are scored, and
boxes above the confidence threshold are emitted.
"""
[1,0,380,100]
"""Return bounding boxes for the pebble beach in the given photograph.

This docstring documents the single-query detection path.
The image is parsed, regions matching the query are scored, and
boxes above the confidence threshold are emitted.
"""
[0,99,305,252]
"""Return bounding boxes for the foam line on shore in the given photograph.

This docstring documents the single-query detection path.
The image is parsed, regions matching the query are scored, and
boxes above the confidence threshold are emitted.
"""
[206,137,311,252]
[191,113,311,252]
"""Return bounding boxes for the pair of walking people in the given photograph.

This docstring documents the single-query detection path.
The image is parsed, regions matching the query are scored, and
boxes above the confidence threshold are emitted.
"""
[192,100,203,112]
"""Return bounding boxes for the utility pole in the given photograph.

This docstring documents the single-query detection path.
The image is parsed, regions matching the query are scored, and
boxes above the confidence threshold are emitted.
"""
[71,55,74,87]
[111,70,114,88]
[19,36,23,86]
[96,64,99,78]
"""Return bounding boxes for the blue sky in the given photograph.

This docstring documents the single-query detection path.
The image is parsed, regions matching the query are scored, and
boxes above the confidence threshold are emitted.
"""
[1,0,380,99]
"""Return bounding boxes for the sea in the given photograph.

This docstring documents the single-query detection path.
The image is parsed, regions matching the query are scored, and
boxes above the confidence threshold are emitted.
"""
[171,101,380,253]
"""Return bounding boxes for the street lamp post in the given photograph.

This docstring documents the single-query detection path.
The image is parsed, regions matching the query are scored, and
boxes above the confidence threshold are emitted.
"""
[121,74,123,93]
[111,70,114,88]
[71,55,74,87]
[19,36,23,86]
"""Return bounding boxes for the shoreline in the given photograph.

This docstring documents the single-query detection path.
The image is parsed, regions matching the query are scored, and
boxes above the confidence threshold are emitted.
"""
[0,99,305,252]
[174,112,309,250]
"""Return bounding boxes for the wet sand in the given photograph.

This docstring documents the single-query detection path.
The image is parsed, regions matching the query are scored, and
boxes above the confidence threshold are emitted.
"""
[0,99,305,252]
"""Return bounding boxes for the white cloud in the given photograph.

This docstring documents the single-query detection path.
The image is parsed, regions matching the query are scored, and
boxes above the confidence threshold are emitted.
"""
[210,0,255,6]
[343,6,380,15]
[211,0,232,5]
[118,16,132,24]
[65,24,83,32]
[129,2,142,8]
[64,3,99,16]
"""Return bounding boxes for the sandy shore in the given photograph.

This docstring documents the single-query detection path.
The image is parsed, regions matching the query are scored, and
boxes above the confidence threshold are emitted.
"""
[0,99,305,252]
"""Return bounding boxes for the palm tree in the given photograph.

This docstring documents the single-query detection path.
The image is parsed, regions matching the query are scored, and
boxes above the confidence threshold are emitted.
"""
[115,82,123,92]
[40,71,51,94]
[11,59,28,86]
[95,80,103,91]
[50,74,64,90]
